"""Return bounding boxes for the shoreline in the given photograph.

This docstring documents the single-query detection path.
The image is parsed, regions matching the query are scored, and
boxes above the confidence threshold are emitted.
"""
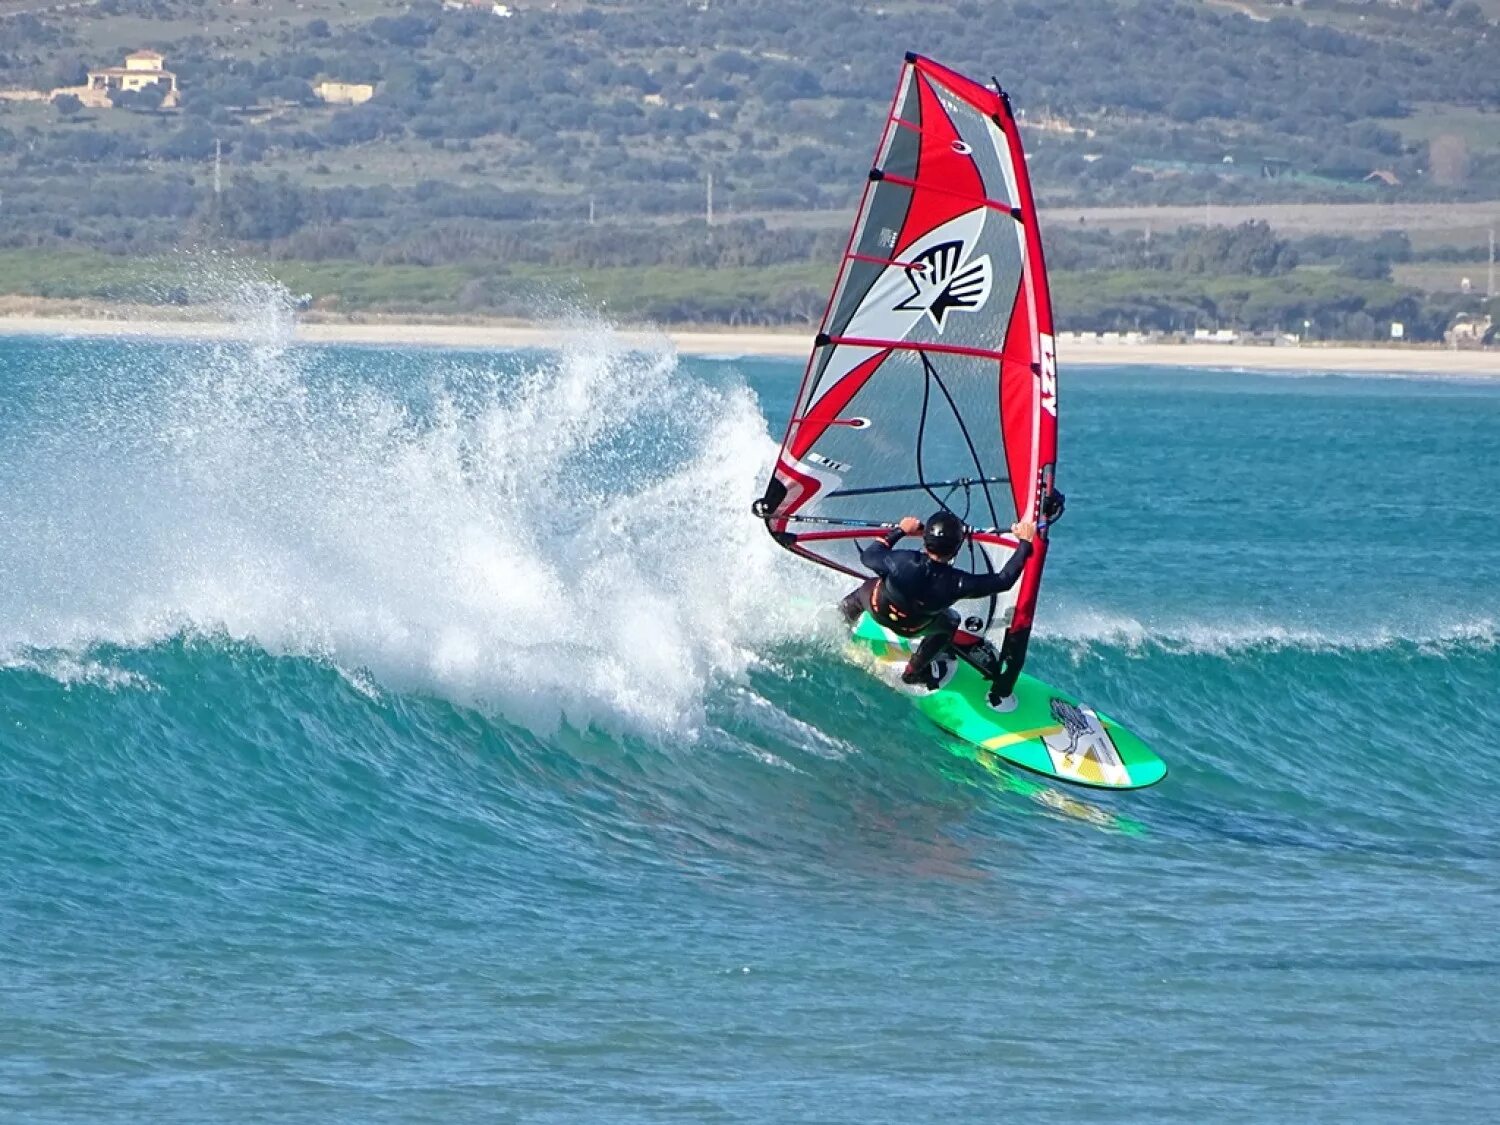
[0,309,1495,376]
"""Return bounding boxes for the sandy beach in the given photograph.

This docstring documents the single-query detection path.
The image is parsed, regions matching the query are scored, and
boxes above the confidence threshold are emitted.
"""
[0,309,1495,376]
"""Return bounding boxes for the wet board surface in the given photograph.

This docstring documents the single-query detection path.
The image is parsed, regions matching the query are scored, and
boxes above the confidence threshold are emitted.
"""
[850,613,1167,791]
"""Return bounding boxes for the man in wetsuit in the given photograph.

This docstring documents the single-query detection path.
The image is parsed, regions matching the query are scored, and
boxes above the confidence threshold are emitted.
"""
[840,509,1036,705]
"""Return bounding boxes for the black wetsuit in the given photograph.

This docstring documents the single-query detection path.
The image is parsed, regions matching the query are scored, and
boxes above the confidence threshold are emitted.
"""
[839,528,1034,687]
[851,529,1033,630]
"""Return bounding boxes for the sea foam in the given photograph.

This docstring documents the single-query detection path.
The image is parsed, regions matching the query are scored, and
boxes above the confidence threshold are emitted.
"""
[0,273,828,736]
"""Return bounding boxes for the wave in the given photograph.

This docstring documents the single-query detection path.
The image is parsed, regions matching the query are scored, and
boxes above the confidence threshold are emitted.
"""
[1208,365,1500,388]
[4,277,1495,797]
[0,282,836,739]
[8,619,1498,873]
[1040,605,1499,657]
[0,648,158,691]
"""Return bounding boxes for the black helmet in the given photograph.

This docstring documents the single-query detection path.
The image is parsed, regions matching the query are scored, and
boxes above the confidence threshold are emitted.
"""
[923,510,965,558]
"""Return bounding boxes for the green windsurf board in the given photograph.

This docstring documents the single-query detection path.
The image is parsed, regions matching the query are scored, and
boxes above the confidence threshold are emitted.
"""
[850,613,1166,791]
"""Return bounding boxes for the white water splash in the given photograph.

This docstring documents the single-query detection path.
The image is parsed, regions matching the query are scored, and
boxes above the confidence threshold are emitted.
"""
[0,652,158,693]
[0,274,830,735]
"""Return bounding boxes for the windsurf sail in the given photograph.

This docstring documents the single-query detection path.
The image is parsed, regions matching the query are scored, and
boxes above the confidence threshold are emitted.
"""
[754,53,1058,642]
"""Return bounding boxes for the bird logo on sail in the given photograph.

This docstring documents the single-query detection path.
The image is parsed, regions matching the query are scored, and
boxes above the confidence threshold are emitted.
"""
[893,239,993,333]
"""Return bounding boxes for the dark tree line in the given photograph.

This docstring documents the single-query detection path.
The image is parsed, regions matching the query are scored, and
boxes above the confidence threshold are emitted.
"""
[3,0,1498,218]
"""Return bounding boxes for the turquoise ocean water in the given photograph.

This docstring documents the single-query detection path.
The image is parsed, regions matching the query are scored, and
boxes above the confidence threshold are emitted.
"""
[2,325,1498,1122]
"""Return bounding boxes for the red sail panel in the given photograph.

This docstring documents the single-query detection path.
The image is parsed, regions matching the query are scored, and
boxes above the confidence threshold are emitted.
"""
[895,73,988,256]
[756,53,1058,640]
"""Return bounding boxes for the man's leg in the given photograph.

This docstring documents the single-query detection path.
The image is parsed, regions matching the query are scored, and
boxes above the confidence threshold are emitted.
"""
[900,611,958,689]
[839,578,878,626]
[947,627,1028,706]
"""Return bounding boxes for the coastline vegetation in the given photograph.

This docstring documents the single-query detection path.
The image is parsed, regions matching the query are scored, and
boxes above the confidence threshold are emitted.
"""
[0,226,1487,342]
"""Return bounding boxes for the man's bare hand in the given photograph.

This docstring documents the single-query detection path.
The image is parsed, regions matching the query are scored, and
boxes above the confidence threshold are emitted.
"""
[898,516,923,535]
[1011,519,1037,542]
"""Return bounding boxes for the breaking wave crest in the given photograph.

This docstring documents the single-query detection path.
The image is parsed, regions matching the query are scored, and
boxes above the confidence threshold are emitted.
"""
[0,281,830,736]
[1042,606,1499,657]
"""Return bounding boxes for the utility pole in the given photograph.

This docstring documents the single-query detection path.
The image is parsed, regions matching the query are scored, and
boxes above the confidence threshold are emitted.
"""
[1488,227,1495,299]
[588,196,595,225]
[706,170,714,227]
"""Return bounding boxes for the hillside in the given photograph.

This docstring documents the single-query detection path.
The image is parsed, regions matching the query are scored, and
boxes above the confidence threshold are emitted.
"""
[0,0,1496,337]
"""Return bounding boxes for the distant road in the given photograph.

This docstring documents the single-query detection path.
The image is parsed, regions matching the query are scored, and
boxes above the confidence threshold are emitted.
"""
[737,200,1500,240]
[0,0,96,15]
[1041,200,1500,237]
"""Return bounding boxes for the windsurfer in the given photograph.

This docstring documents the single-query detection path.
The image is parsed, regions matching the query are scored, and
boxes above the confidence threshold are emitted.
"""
[839,509,1036,705]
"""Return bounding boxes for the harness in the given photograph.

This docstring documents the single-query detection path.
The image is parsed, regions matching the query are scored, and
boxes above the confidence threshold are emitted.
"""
[871,578,940,638]
[870,579,908,623]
